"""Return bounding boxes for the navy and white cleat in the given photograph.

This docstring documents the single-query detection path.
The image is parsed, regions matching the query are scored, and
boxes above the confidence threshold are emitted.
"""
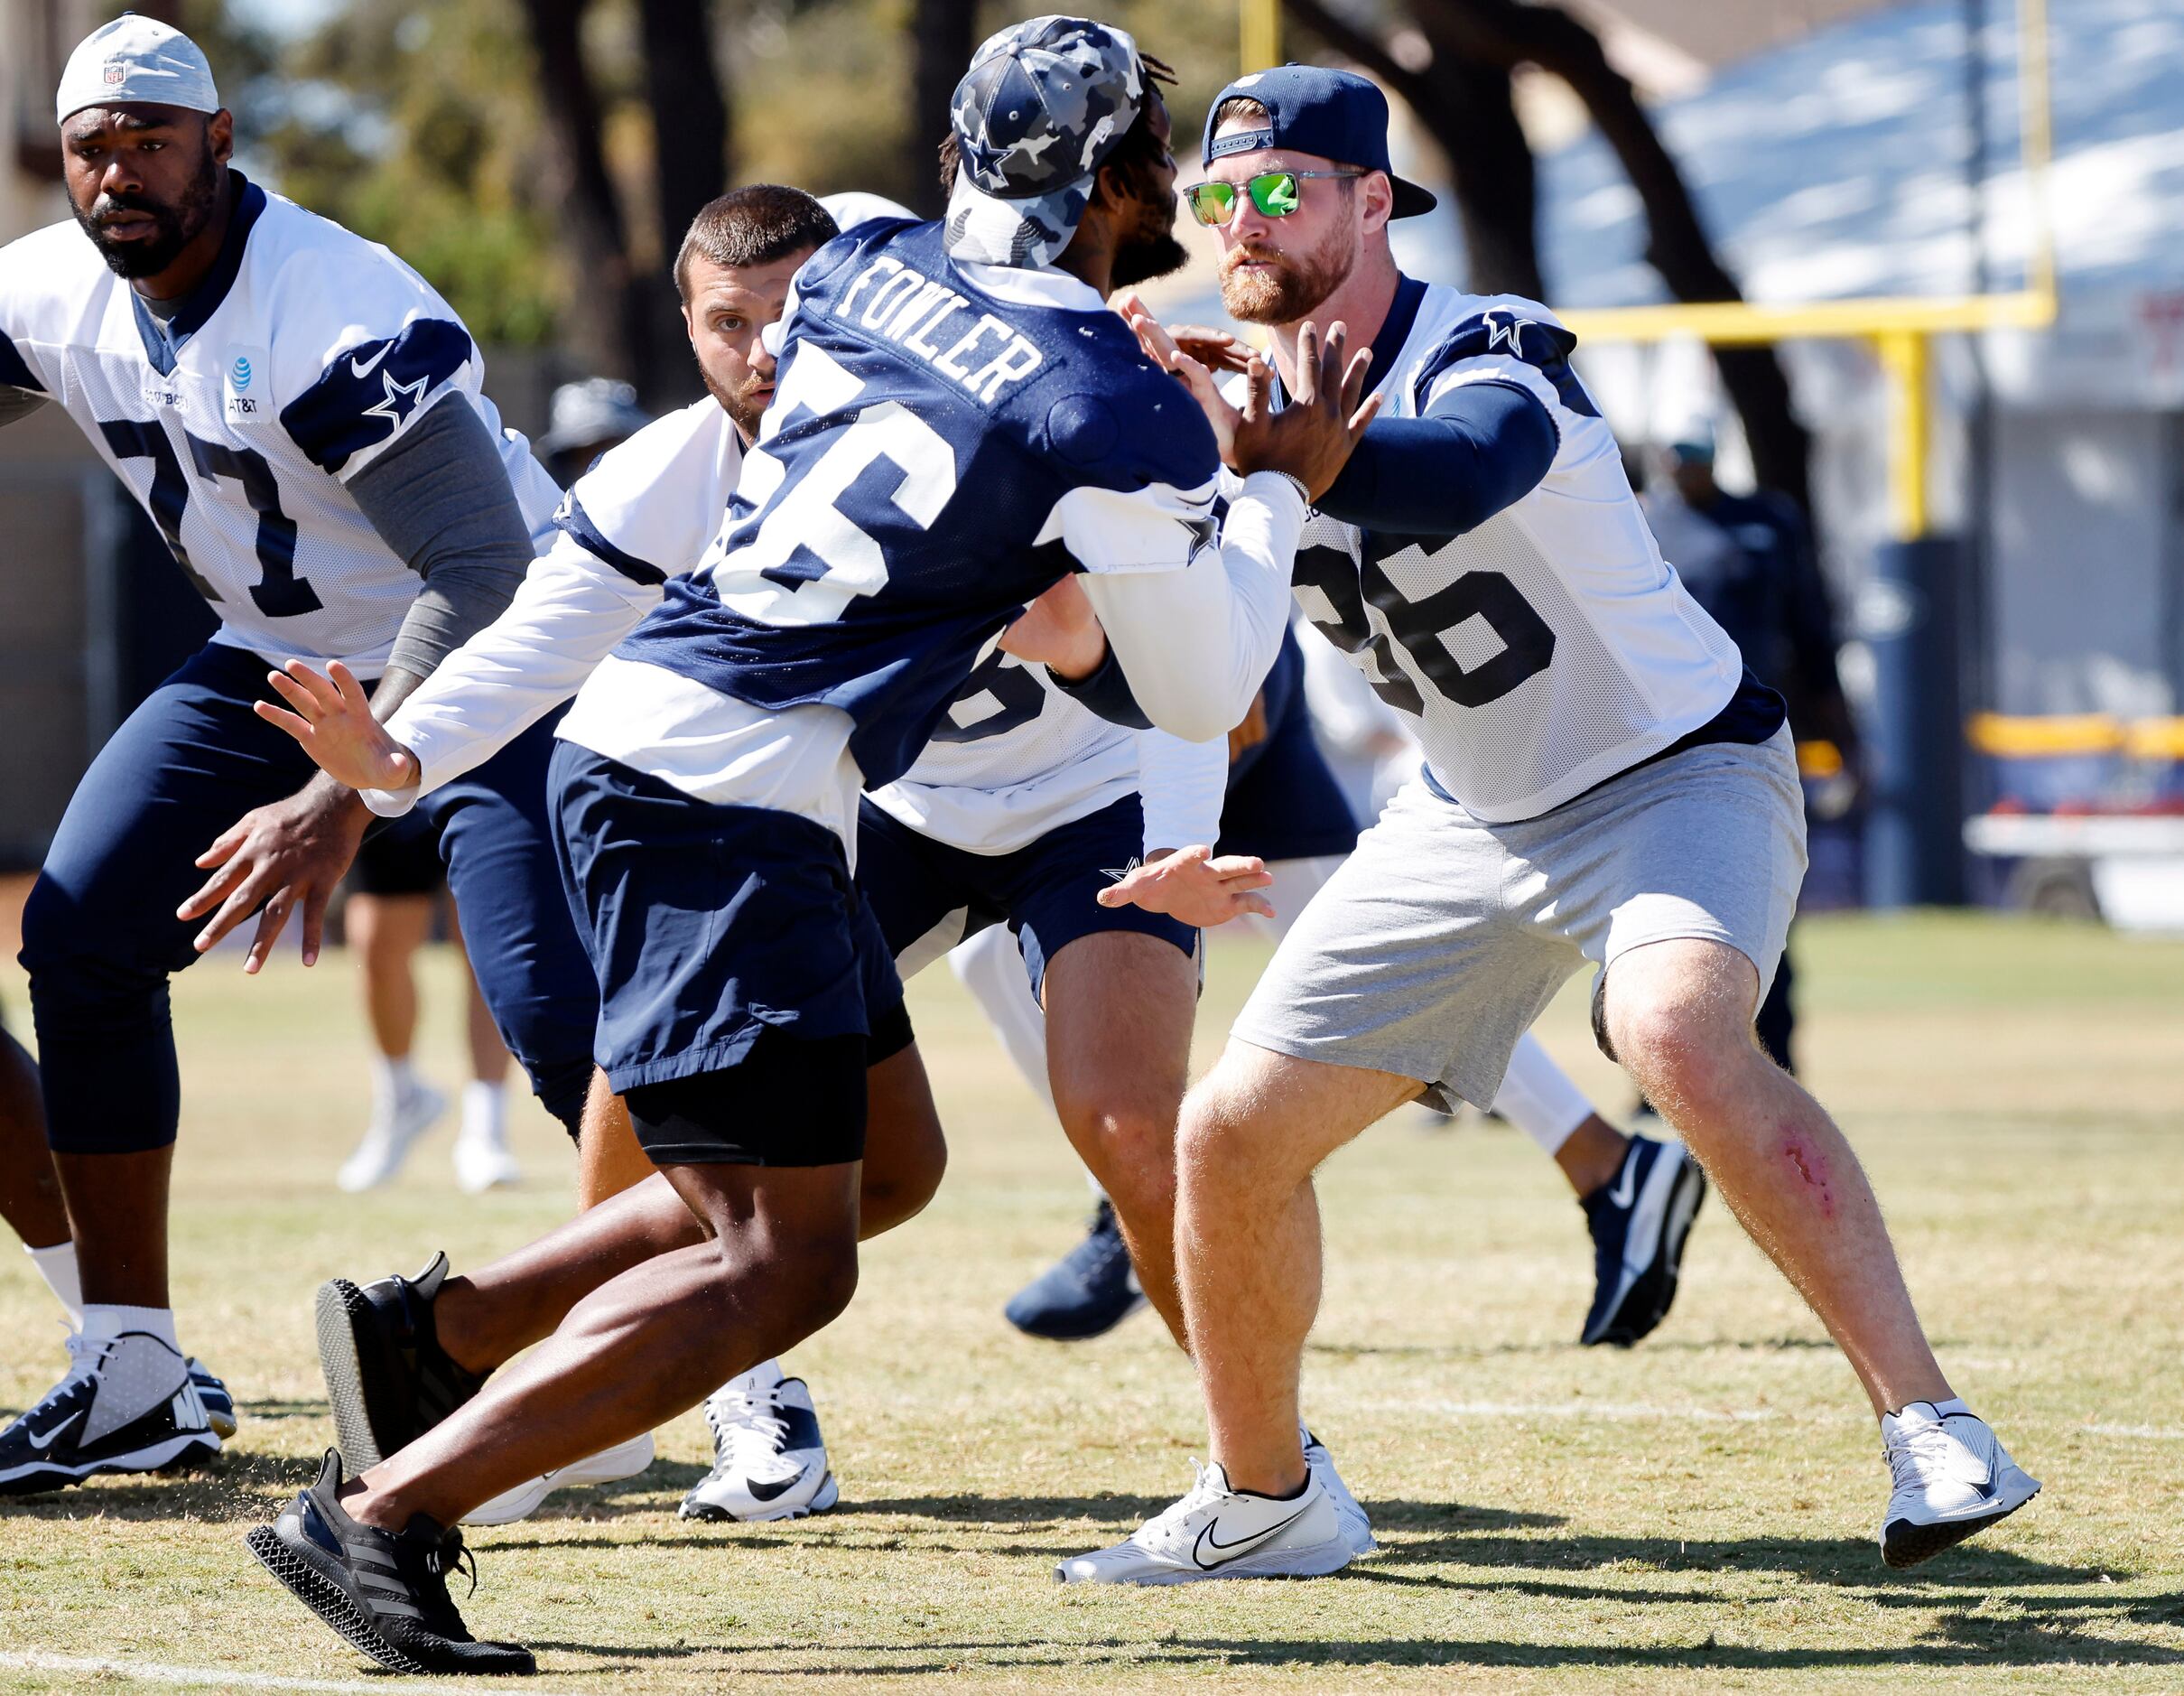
[0,1331,219,1495]
[1879,1403,2040,1569]
[1004,1198,1147,1342]
[681,1365,838,1523]
[189,1356,237,1440]
[1580,1133,1706,1347]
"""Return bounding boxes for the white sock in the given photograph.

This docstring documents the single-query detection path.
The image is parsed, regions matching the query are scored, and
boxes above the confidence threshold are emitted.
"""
[460,1080,507,1144]
[370,1053,419,1107]
[1492,1032,1596,1158]
[24,1241,83,1330]
[81,1302,180,1354]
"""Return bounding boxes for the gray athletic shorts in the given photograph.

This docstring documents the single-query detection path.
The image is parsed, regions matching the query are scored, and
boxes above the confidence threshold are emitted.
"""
[1230,727,1807,1111]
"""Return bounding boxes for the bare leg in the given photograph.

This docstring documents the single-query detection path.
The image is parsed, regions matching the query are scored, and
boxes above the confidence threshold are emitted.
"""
[55,1147,173,1308]
[1042,932,1195,1346]
[344,1160,860,1530]
[454,933,513,1088]
[1555,1116,1630,1198]
[1602,937,1948,1417]
[1175,1043,1422,1494]
[576,1071,654,1210]
[0,1028,69,1251]
[347,893,433,1062]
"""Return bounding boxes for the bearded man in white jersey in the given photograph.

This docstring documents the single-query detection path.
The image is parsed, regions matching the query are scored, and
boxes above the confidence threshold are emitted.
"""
[1064,67,2039,1583]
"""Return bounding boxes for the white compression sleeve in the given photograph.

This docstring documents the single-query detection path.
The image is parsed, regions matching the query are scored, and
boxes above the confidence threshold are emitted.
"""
[948,925,1055,1114]
[1492,1030,1598,1157]
[366,531,664,814]
[1076,471,1303,743]
[1136,728,1230,854]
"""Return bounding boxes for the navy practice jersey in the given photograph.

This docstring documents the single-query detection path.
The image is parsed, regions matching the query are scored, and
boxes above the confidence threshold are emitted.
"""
[0,174,560,672]
[605,218,1223,793]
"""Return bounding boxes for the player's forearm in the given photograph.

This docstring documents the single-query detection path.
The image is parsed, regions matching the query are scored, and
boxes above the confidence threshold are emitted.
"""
[1314,385,1557,536]
[369,543,662,810]
[1079,472,1303,743]
[349,394,534,680]
[1137,728,1230,855]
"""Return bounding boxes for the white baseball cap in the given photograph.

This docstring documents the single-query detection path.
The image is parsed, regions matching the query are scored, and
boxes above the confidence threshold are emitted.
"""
[56,14,220,126]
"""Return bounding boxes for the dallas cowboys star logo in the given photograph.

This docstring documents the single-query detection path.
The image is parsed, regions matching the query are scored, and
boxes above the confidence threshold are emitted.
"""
[360,368,430,433]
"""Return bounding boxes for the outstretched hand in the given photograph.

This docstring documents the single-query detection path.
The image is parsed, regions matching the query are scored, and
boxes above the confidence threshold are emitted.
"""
[1124,304,1380,501]
[1096,843,1275,927]
[253,659,420,795]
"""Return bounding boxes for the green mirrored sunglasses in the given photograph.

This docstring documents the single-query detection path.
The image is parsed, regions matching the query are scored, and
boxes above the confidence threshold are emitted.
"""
[1183,170,1365,227]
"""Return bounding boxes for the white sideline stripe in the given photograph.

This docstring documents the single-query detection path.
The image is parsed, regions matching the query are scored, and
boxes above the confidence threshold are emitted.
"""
[1382,1397,1818,1425]
[2082,1421,2184,1441]
[0,1650,488,1693]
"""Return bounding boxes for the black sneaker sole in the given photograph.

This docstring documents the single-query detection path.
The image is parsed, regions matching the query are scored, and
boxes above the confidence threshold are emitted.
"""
[0,1431,220,1497]
[246,1523,430,1673]
[1882,1486,2040,1570]
[315,1279,405,1472]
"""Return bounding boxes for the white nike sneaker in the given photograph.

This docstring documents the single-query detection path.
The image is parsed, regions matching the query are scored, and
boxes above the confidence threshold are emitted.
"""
[679,1368,838,1523]
[1879,1402,2040,1568]
[1303,1428,1378,1556]
[462,1431,655,1526]
[337,1081,448,1193]
[1056,1460,1353,1585]
[0,1331,219,1495]
[451,1129,522,1195]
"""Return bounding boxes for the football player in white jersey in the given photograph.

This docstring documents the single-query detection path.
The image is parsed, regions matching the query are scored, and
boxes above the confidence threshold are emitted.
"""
[242,21,1380,1665]
[0,18,599,1496]
[1063,67,2038,1582]
[254,168,1369,1542]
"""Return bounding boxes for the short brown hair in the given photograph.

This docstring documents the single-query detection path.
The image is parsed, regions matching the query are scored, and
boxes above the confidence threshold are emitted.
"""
[674,185,840,301]
[1211,94,1271,129]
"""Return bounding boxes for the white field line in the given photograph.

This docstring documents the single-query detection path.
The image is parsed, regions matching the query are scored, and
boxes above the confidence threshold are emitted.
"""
[0,1649,568,1693]
[1367,1398,2184,1442]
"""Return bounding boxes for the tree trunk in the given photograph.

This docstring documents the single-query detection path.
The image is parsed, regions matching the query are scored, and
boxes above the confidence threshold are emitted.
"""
[515,0,652,389]
[1285,0,1541,300]
[1411,0,1815,516]
[908,0,981,217]
[637,0,729,403]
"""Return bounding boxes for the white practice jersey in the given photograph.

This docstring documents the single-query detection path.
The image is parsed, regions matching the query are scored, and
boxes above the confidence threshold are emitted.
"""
[1288,282,1745,823]
[383,395,1226,853]
[0,177,560,675]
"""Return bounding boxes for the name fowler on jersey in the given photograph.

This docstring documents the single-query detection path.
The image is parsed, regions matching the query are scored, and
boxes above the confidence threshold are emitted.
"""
[830,254,1046,404]
[609,217,1219,794]
[0,175,559,674]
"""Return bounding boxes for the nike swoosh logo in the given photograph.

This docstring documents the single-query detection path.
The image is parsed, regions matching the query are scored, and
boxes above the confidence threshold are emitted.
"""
[745,1471,805,1502]
[1606,1155,1641,1210]
[349,344,391,379]
[22,1410,79,1450]
[1194,1503,1311,1569]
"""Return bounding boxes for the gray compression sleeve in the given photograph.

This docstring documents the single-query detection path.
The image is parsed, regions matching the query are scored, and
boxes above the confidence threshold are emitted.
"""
[348,393,533,679]
[0,387,46,428]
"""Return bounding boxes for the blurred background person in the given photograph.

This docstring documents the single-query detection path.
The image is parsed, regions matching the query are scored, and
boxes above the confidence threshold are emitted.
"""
[336,815,520,1194]
[1639,423,1862,1073]
[535,377,653,489]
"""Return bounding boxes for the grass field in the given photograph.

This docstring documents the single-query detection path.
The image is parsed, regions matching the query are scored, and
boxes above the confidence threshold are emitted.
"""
[0,911,2180,1693]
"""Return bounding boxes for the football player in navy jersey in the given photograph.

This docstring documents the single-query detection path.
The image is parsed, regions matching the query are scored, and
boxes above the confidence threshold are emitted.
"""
[1062,67,2037,1583]
[0,18,597,1501]
[239,20,1378,1670]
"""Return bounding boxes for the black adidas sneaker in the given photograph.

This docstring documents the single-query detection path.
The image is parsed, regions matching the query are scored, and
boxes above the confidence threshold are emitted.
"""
[0,1331,219,1496]
[246,1449,534,1674]
[314,1251,488,1470]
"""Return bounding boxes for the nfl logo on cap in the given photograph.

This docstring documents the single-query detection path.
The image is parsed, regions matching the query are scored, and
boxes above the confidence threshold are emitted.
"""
[104,61,125,86]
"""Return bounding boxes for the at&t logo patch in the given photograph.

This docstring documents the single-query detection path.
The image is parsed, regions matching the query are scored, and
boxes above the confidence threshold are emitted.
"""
[223,345,268,423]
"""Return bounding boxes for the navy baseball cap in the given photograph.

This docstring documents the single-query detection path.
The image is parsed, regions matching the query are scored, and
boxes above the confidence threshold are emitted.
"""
[1202,65,1436,219]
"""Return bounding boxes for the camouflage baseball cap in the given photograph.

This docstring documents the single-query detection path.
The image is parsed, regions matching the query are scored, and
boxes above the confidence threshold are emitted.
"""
[945,15,1145,269]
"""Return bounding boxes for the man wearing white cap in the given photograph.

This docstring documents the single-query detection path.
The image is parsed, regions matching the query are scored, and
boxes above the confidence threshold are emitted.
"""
[0,16,600,1500]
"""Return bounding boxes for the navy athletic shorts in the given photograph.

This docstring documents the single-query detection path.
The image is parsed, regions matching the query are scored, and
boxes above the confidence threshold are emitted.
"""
[855,791,1196,1001]
[19,641,597,1150]
[550,741,905,1165]
[1219,630,1360,864]
[348,809,446,899]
